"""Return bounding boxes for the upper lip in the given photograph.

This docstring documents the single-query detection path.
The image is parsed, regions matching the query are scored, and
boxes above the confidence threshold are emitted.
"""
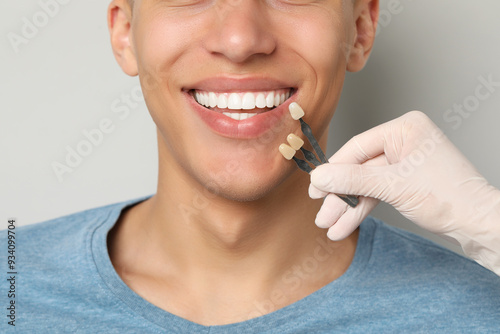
[184,76,297,92]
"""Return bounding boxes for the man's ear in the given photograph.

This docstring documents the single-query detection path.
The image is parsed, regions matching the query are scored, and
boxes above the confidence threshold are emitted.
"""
[108,0,138,76]
[346,0,379,72]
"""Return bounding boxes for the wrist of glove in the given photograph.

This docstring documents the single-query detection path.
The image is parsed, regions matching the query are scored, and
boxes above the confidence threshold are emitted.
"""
[445,185,500,276]
[309,111,500,276]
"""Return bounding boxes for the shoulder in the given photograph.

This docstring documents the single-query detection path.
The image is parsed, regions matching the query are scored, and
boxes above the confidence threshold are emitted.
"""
[0,195,155,332]
[364,216,497,278]
[334,217,500,330]
[17,201,120,250]
[361,217,500,306]
[1,195,151,265]
[367,217,477,265]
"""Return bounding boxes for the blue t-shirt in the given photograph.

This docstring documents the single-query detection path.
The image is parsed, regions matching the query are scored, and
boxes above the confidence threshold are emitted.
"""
[1,195,499,333]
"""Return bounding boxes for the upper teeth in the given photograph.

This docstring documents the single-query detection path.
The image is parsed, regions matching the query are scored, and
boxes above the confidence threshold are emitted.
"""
[194,89,291,110]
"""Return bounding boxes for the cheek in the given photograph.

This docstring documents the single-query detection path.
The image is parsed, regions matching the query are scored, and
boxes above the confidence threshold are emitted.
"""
[287,12,348,77]
[283,16,348,136]
[132,13,205,90]
[132,14,205,131]
[301,27,341,70]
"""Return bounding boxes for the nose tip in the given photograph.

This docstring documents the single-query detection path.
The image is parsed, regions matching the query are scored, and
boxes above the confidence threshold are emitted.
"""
[204,3,276,63]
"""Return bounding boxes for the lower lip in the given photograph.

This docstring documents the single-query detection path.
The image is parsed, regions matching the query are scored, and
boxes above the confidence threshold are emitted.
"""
[183,91,295,139]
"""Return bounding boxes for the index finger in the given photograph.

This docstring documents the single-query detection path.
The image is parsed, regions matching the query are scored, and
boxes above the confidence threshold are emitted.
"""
[328,113,408,165]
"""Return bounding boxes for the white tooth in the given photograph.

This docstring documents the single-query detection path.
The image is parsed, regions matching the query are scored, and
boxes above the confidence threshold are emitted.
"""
[229,113,241,120]
[222,112,257,121]
[256,93,266,108]
[242,93,256,110]
[266,92,275,108]
[218,94,228,108]
[209,92,218,108]
[228,93,242,110]
[196,91,290,110]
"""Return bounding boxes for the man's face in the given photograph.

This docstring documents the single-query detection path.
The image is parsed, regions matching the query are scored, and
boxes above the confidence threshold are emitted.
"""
[117,0,370,201]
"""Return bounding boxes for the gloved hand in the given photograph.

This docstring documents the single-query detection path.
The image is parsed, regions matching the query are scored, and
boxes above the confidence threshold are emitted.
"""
[309,110,500,275]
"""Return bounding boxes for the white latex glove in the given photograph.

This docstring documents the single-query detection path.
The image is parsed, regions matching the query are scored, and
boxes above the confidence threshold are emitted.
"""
[309,111,500,275]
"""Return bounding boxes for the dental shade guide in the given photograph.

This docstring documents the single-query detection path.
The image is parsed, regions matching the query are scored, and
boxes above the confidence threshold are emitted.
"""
[287,133,321,167]
[279,143,310,173]
[293,156,313,174]
[281,103,360,208]
[300,147,321,167]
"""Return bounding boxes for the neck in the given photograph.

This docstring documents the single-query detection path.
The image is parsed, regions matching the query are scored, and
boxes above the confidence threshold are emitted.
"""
[108,134,358,324]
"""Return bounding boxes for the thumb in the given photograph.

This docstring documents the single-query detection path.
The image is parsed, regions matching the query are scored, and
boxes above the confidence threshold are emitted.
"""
[310,163,395,202]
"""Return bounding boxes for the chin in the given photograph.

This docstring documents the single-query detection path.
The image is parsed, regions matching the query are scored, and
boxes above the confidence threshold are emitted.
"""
[215,181,279,202]
[197,163,293,203]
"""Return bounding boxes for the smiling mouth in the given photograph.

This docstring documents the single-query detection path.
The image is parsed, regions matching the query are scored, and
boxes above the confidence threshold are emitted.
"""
[190,88,295,120]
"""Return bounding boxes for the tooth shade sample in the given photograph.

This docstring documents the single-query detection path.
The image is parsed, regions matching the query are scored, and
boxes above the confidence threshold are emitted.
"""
[289,102,305,120]
[279,144,296,160]
[287,134,304,150]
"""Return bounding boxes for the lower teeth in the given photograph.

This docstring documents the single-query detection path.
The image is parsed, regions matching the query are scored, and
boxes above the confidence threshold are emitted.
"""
[202,104,274,120]
[222,112,258,120]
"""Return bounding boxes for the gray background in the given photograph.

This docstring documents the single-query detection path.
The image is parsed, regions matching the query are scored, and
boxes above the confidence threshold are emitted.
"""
[2,1,499,255]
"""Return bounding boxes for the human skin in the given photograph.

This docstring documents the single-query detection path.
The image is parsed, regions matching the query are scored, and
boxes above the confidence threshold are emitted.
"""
[107,0,378,326]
